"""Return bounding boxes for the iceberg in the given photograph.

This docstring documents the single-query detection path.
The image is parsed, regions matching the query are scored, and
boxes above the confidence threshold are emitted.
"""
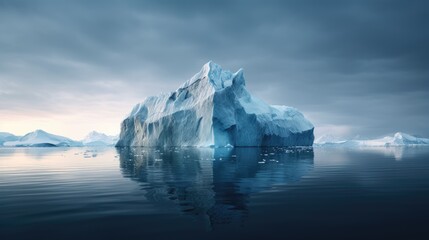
[3,129,82,147]
[116,61,314,147]
[82,131,118,146]
[314,134,345,145]
[314,132,429,147]
[0,132,20,146]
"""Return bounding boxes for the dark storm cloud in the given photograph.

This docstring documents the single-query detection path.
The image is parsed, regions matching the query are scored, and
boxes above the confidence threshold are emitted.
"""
[0,0,428,138]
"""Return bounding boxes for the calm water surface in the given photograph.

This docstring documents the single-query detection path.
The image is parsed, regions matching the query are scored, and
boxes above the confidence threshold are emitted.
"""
[1,146,429,240]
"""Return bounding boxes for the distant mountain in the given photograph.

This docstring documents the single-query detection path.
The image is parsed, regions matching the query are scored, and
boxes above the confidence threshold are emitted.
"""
[315,132,429,147]
[82,131,118,146]
[0,132,20,146]
[3,129,82,147]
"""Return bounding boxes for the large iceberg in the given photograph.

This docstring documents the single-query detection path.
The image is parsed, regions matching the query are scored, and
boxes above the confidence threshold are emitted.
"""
[116,61,314,147]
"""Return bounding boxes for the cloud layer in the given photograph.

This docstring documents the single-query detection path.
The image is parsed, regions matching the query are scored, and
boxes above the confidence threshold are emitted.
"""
[1,0,428,139]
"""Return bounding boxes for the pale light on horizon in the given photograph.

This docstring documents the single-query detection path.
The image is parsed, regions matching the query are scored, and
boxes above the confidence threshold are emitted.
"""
[0,112,123,140]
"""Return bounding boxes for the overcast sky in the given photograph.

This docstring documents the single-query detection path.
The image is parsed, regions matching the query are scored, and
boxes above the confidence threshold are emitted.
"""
[0,0,428,140]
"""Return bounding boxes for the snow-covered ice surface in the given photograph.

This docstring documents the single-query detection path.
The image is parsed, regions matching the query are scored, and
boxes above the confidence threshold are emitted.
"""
[3,129,82,147]
[116,61,314,147]
[82,131,118,146]
[314,132,429,147]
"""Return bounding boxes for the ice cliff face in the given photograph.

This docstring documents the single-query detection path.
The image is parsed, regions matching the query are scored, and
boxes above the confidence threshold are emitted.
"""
[116,61,314,147]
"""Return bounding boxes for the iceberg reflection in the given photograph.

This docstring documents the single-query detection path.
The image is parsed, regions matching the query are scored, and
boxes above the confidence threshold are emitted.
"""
[118,147,314,228]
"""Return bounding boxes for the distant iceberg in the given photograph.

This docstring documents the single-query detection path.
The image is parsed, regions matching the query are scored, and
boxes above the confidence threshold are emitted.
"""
[3,130,82,147]
[315,132,429,147]
[82,131,118,146]
[0,132,20,146]
[116,61,314,147]
[314,134,345,145]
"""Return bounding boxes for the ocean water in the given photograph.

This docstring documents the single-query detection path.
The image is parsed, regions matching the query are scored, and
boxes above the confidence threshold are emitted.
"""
[1,146,429,240]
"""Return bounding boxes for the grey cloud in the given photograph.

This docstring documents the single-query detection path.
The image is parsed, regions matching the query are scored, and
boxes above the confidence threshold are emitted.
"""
[0,0,428,138]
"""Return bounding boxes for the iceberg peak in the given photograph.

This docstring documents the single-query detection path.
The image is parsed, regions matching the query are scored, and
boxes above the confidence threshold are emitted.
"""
[34,129,47,134]
[181,61,245,91]
[393,132,409,139]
